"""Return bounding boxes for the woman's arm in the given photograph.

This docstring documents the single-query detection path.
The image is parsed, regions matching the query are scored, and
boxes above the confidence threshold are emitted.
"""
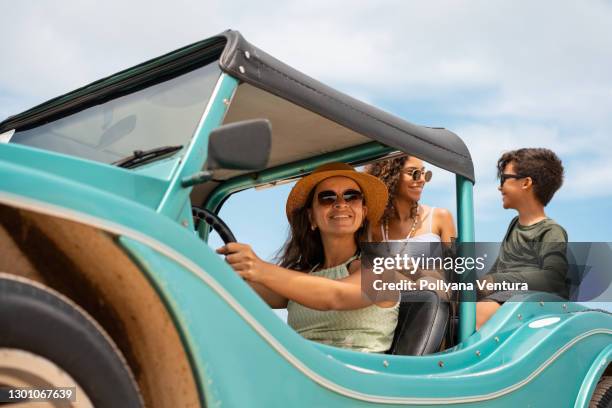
[215,244,288,308]
[435,208,457,243]
[217,243,396,311]
[248,282,289,309]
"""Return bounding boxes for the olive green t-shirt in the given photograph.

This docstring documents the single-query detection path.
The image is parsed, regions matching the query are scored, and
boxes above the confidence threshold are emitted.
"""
[488,216,569,298]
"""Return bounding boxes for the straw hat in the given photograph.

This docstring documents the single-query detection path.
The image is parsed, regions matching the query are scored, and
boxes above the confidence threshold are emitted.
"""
[285,163,388,224]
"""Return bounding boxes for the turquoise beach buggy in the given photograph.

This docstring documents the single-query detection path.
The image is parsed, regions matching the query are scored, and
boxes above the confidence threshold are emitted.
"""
[0,30,610,407]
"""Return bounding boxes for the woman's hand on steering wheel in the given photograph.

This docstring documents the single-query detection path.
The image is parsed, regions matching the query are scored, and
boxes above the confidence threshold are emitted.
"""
[216,243,267,282]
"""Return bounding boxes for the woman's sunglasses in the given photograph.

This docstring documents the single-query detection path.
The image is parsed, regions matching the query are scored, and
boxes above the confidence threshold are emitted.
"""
[317,189,364,206]
[401,168,433,182]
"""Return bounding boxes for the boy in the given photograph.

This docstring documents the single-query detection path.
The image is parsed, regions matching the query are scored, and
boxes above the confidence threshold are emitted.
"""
[476,148,568,329]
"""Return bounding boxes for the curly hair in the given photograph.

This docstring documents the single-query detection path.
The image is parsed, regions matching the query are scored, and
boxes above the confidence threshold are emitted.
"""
[497,148,564,206]
[365,155,418,227]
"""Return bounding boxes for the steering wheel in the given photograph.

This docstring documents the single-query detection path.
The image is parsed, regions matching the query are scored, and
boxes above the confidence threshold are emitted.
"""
[192,206,237,243]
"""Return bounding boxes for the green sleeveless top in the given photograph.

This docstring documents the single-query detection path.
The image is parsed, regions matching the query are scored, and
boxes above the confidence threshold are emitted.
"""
[287,256,399,353]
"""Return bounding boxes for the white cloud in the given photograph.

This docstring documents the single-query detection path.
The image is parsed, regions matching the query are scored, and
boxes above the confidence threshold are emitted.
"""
[560,159,612,200]
[3,1,611,107]
[452,122,612,216]
[1,0,611,205]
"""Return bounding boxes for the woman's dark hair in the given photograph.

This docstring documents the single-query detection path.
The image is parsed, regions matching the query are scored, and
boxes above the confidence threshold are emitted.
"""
[276,186,368,271]
[365,155,418,226]
[497,148,564,206]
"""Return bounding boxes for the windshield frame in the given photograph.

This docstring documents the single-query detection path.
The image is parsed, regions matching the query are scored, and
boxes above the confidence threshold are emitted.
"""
[154,72,239,220]
[7,62,223,168]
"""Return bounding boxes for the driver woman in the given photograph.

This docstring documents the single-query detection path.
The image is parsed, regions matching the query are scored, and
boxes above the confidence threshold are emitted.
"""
[216,163,399,353]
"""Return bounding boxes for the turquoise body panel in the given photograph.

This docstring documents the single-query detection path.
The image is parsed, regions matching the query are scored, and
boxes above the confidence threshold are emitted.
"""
[574,344,612,408]
[0,70,610,406]
[0,142,171,209]
[0,142,611,406]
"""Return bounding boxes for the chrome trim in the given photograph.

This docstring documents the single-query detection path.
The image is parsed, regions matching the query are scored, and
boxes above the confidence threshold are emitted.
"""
[1,193,611,405]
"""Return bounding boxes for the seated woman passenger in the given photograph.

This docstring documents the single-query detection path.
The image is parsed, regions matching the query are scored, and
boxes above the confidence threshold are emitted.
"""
[217,162,399,353]
[366,155,456,299]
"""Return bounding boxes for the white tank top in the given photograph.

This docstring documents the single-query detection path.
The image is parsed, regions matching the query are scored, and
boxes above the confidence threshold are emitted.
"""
[368,206,442,260]
[370,206,442,243]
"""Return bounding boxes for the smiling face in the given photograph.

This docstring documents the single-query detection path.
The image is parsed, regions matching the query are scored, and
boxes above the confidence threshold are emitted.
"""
[396,156,428,203]
[498,161,530,209]
[308,176,368,237]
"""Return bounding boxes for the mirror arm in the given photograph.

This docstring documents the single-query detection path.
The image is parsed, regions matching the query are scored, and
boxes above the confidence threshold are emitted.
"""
[181,171,214,188]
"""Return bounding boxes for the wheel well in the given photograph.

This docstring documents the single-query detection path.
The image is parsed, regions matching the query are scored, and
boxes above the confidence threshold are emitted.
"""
[0,203,200,408]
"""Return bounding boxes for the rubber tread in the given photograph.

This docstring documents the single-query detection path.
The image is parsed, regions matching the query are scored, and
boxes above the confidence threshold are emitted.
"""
[0,273,143,407]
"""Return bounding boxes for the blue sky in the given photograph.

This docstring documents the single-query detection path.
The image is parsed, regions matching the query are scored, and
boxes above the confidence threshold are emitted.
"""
[1,1,611,305]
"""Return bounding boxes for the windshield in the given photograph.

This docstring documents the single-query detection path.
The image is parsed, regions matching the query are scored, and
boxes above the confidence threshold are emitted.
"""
[9,62,221,165]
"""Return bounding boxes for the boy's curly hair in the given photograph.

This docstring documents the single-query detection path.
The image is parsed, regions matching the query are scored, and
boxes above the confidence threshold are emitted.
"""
[365,155,418,226]
[497,148,564,206]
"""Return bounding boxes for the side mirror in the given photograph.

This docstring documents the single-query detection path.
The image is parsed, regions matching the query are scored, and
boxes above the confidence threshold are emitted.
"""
[206,119,271,170]
[182,119,271,187]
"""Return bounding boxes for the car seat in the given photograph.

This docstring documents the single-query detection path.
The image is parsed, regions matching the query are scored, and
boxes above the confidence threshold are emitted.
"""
[387,290,449,355]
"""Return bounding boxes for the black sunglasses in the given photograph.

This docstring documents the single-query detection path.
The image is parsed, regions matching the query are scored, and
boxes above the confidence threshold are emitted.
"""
[317,189,364,206]
[401,168,433,182]
[499,173,528,187]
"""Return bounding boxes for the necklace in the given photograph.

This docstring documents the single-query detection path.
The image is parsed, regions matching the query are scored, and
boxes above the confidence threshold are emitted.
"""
[384,205,420,256]
[384,205,420,241]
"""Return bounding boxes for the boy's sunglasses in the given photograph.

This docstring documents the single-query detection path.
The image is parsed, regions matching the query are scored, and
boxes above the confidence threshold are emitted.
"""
[317,189,364,206]
[401,168,433,182]
[499,173,528,187]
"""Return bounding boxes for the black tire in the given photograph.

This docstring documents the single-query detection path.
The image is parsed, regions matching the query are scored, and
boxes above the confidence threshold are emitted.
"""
[0,273,143,407]
[590,376,612,408]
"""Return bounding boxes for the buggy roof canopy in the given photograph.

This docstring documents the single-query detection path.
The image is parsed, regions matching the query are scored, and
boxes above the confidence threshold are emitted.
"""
[0,30,475,182]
